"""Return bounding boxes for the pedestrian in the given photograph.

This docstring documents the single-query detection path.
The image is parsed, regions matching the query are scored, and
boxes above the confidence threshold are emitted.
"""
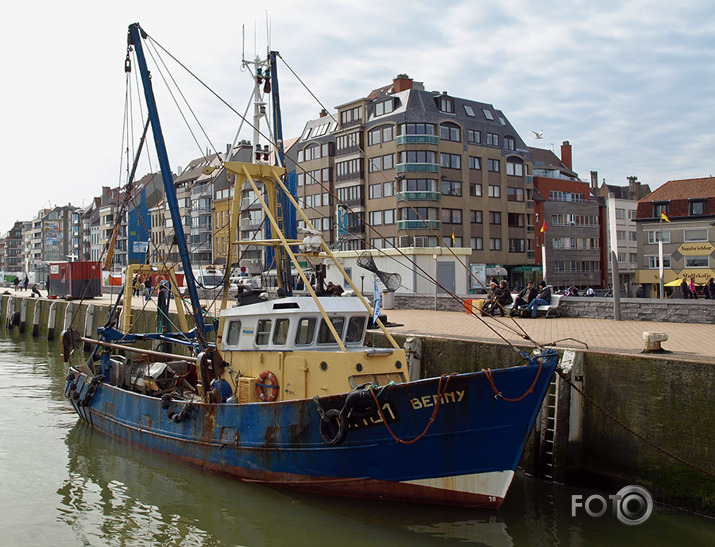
[689,277,697,299]
[704,278,715,299]
[156,280,171,331]
[144,274,153,301]
[23,275,29,291]
[31,284,42,297]
[526,281,552,318]
[13,277,19,291]
[585,286,595,297]
[680,278,691,299]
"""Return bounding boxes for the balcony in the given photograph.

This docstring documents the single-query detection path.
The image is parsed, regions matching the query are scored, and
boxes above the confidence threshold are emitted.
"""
[397,191,441,202]
[396,135,439,146]
[396,163,440,175]
[397,220,441,231]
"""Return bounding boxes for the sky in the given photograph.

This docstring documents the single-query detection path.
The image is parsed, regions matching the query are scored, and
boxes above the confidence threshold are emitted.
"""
[2,0,714,235]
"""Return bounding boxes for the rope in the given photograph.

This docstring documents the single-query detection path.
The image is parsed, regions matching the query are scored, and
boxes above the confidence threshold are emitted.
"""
[555,367,715,479]
[483,358,543,402]
[369,373,456,445]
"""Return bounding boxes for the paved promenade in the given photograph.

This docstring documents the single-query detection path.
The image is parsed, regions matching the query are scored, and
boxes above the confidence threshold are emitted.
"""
[17,287,712,364]
[380,308,715,363]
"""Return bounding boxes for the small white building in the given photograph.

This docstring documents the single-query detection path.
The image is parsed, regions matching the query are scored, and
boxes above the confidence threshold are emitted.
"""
[325,246,473,296]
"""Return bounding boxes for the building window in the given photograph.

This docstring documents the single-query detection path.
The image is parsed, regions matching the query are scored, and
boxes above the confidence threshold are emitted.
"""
[685,256,709,268]
[440,123,461,142]
[369,211,383,225]
[402,178,436,192]
[399,150,437,164]
[384,209,395,224]
[482,109,494,120]
[368,124,395,145]
[506,187,524,201]
[467,129,481,144]
[464,105,475,117]
[489,237,502,251]
[469,183,482,197]
[470,237,483,250]
[629,231,637,242]
[488,184,501,198]
[486,133,499,146]
[489,211,502,225]
[468,156,481,170]
[399,123,435,135]
[647,256,671,269]
[509,238,525,253]
[488,159,500,172]
[504,136,516,151]
[440,153,461,169]
[653,203,669,218]
[439,97,454,113]
[690,201,705,215]
[470,210,483,223]
[646,230,670,244]
[441,180,462,197]
[684,229,708,242]
[615,208,626,220]
[508,213,524,227]
[340,105,363,127]
[442,208,462,224]
[369,184,382,200]
[506,160,523,177]
[617,230,626,241]
[400,207,439,221]
[450,236,463,247]
[383,182,395,197]
[374,99,394,117]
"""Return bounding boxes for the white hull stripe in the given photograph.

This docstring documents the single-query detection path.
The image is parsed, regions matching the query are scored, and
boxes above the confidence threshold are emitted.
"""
[404,470,514,499]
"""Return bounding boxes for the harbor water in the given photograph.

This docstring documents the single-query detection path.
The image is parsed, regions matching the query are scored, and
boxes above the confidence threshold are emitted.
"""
[1,329,713,546]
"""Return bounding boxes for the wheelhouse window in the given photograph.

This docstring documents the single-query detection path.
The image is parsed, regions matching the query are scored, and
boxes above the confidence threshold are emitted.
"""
[345,317,367,343]
[273,318,290,345]
[255,319,272,346]
[318,317,346,344]
[295,318,316,345]
[225,320,241,346]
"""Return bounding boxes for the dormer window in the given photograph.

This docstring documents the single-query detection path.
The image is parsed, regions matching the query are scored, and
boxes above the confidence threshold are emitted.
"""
[439,96,454,113]
[653,202,669,218]
[375,99,394,117]
[482,108,494,120]
[690,200,705,215]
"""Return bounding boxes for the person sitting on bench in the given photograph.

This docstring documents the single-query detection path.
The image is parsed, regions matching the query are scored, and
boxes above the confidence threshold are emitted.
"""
[526,281,552,318]
[512,281,537,314]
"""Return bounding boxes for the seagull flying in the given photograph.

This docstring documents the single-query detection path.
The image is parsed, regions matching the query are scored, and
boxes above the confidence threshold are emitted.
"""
[532,130,544,139]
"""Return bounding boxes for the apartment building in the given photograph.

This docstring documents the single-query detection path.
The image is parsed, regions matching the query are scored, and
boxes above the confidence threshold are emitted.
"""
[531,142,601,289]
[291,74,536,289]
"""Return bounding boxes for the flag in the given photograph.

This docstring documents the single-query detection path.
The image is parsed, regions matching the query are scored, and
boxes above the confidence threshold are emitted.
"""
[541,220,548,233]
[451,231,456,245]
[372,275,382,326]
[661,211,671,223]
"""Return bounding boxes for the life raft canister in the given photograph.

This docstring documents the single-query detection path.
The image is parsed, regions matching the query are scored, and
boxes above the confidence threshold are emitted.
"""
[256,370,279,402]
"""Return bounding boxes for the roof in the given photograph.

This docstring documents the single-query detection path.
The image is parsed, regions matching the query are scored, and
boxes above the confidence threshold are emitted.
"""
[639,177,715,203]
[529,147,578,179]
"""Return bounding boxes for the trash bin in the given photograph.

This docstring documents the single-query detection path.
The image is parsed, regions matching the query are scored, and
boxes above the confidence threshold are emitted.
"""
[382,290,395,310]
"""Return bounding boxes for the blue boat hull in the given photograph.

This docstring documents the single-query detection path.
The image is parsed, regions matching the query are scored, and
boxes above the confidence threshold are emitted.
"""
[65,355,557,508]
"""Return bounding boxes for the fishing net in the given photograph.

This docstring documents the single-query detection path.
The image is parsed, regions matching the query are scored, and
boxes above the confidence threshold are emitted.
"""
[357,251,401,292]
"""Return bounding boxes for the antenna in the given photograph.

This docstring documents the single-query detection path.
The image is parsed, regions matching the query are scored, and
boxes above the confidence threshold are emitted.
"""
[265,11,271,53]
[241,24,245,64]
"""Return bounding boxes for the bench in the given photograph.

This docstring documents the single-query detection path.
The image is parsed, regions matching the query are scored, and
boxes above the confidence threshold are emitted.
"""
[503,292,562,317]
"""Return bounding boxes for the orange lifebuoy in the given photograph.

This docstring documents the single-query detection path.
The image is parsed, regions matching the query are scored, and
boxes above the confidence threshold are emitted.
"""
[256,370,279,402]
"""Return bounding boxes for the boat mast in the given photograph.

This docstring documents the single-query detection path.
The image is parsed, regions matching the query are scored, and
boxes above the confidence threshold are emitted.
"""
[127,23,207,344]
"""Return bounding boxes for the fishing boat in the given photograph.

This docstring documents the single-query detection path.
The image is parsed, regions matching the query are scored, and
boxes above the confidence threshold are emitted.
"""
[63,23,558,509]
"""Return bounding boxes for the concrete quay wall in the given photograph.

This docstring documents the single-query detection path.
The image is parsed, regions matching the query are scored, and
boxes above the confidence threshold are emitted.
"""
[380,332,715,515]
[392,294,715,324]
